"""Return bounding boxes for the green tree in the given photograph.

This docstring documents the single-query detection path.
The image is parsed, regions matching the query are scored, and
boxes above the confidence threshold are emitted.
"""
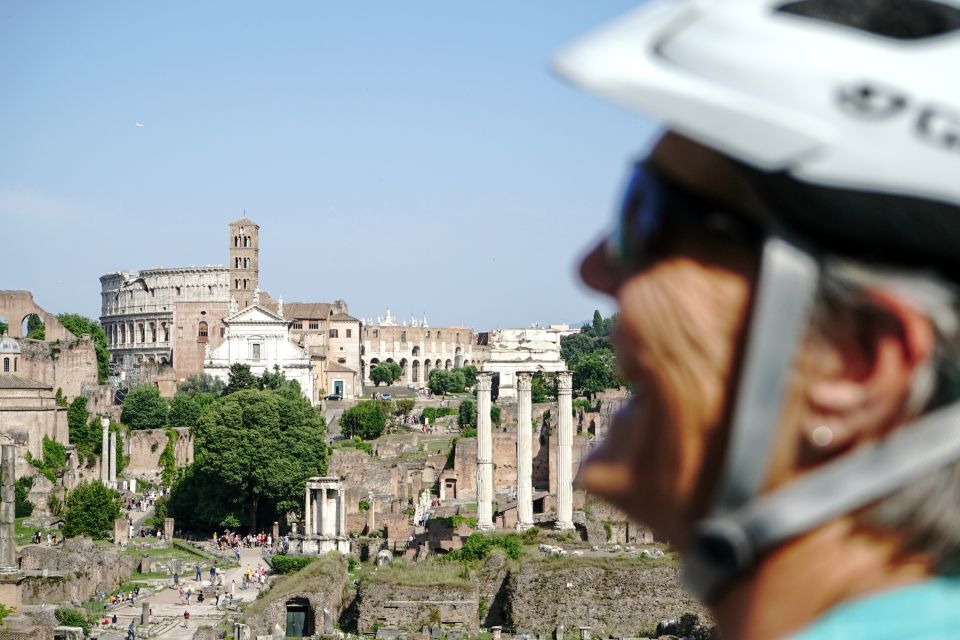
[121,386,169,429]
[62,482,122,539]
[370,364,392,387]
[385,362,402,384]
[428,369,452,395]
[15,476,34,518]
[0,320,6,335]
[178,373,225,396]
[168,393,214,430]
[340,401,387,440]
[225,363,259,394]
[460,365,478,388]
[573,349,620,399]
[57,313,110,383]
[261,365,297,391]
[168,388,327,533]
[25,314,45,340]
[531,371,557,403]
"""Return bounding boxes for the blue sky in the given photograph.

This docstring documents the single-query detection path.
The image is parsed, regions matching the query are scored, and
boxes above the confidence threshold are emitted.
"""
[0,2,659,330]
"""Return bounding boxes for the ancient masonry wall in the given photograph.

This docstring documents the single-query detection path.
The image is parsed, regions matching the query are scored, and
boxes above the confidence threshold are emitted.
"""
[356,581,478,635]
[124,427,194,475]
[15,337,99,400]
[506,558,708,636]
[19,538,137,604]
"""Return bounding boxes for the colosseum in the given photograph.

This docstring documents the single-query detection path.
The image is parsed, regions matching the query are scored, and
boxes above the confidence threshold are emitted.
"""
[100,218,260,375]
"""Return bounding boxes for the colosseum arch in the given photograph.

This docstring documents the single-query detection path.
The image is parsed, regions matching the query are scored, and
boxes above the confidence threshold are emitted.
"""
[0,291,71,340]
[412,359,420,382]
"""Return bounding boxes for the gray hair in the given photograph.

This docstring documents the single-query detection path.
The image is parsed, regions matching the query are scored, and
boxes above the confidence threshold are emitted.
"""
[813,259,960,573]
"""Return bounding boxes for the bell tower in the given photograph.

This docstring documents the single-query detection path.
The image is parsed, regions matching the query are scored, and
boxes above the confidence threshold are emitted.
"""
[229,217,260,310]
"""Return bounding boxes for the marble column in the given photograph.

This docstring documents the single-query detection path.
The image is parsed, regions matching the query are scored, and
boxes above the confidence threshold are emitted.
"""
[0,444,17,572]
[313,488,322,536]
[101,417,110,485]
[476,372,495,531]
[338,488,346,537]
[516,372,533,531]
[304,484,312,536]
[556,371,575,530]
[109,431,117,483]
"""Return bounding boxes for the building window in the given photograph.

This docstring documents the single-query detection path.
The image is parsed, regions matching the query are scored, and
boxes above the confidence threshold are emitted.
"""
[13,358,16,372]
[329,329,339,338]
[251,343,262,361]
[346,329,352,338]
[176,287,181,295]
[178,326,183,339]
[400,331,406,342]
[337,357,347,364]
[163,324,170,342]
[198,321,209,342]
[309,322,319,330]
[293,322,303,330]
[373,329,378,338]
[220,327,225,338]
[426,331,431,338]
[2,358,8,373]
[437,332,441,339]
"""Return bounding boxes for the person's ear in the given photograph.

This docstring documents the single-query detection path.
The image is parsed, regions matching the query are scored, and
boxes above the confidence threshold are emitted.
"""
[802,290,935,456]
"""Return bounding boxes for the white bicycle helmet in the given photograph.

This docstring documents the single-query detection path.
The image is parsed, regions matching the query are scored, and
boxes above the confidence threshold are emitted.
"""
[555,0,960,602]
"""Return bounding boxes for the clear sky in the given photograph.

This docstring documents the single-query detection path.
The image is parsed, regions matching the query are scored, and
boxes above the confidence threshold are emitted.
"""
[0,1,660,330]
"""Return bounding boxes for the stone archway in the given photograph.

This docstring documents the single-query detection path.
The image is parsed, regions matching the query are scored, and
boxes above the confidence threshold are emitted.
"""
[412,360,420,383]
[0,291,70,340]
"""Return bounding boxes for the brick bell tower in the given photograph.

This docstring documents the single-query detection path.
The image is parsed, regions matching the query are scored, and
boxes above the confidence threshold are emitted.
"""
[229,217,260,310]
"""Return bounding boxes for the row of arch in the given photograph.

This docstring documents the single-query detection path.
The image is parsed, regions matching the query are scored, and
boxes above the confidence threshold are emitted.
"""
[104,320,171,347]
[363,356,476,384]
[233,234,254,248]
[0,313,44,338]
[233,257,255,269]
[409,345,463,357]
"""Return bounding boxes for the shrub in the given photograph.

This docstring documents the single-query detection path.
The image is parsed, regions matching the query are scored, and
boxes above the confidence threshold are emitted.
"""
[62,482,122,540]
[421,407,455,424]
[271,556,315,574]
[452,533,522,563]
[55,609,91,634]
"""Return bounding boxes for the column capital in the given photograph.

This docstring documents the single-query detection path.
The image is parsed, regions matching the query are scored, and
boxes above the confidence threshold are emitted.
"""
[516,371,532,390]
[476,371,492,391]
[557,371,573,392]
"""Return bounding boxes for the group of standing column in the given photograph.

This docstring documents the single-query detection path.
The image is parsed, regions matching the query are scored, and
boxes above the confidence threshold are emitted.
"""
[100,417,117,487]
[303,477,346,538]
[475,371,575,531]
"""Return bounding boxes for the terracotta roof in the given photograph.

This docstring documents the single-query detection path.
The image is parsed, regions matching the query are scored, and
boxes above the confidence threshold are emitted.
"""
[0,375,51,390]
[330,312,359,322]
[326,362,356,373]
[284,302,333,320]
[231,217,259,227]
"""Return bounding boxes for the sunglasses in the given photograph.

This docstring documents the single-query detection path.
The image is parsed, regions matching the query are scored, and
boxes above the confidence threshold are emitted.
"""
[606,163,766,269]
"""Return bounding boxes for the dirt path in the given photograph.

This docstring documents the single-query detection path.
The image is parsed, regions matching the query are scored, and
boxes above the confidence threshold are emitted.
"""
[97,545,270,640]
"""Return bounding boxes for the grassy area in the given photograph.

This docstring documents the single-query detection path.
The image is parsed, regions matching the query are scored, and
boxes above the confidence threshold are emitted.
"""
[368,558,470,588]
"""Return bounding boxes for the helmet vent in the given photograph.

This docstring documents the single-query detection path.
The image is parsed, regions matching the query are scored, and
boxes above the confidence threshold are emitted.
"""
[777,0,960,40]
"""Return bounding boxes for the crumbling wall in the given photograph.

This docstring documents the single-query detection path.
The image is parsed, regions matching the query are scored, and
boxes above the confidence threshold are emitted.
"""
[507,556,706,636]
[125,427,193,476]
[355,580,478,634]
[15,337,98,401]
[19,538,137,604]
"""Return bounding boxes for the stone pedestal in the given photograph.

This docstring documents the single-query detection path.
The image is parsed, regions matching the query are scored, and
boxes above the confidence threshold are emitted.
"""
[114,517,129,544]
[476,373,495,531]
[272,521,279,541]
[141,601,150,625]
[163,517,174,541]
[515,373,533,531]
[555,372,575,530]
[234,622,251,640]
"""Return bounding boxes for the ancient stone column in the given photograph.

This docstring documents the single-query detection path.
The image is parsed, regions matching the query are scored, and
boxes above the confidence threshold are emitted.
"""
[304,484,312,536]
[0,445,17,572]
[108,431,117,483]
[163,517,174,541]
[338,488,346,537]
[516,372,533,530]
[476,372,495,531]
[272,521,279,541]
[556,371,575,530]
[100,417,110,485]
[141,601,150,625]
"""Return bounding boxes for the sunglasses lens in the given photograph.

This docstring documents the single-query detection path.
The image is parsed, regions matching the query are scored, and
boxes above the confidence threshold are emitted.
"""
[608,166,663,266]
